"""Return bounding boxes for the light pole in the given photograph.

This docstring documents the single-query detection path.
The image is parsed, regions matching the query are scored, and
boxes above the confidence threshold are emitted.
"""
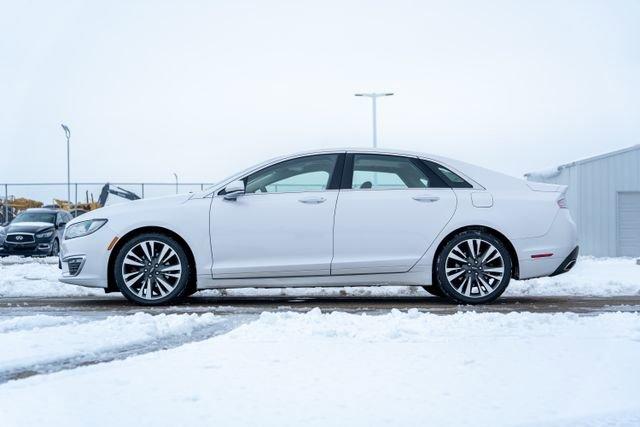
[173,173,178,194]
[61,124,71,203]
[354,92,393,148]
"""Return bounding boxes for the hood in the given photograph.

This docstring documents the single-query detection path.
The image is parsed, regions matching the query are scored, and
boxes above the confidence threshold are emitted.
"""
[6,222,55,233]
[68,194,193,225]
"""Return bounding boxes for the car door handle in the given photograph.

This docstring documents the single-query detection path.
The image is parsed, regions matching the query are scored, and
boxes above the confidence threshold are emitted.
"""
[298,197,326,204]
[412,196,440,203]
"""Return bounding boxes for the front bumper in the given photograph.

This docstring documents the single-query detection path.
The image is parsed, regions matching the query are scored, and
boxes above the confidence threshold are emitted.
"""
[58,224,116,289]
[0,242,53,256]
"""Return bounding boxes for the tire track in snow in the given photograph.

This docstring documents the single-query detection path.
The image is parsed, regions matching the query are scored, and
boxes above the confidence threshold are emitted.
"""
[0,313,255,384]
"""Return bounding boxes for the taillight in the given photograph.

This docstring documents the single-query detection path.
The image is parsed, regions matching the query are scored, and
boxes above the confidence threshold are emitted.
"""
[557,197,568,209]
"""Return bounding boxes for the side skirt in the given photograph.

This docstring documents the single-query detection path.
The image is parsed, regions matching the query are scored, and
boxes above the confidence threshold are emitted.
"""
[196,267,429,289]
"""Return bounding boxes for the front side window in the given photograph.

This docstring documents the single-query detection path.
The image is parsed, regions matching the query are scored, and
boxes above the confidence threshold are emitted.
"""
[351,154,443,190]
[245,154,339,194]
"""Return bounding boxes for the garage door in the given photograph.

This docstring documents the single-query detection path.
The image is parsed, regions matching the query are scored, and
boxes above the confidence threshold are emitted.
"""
[618,192,640,257]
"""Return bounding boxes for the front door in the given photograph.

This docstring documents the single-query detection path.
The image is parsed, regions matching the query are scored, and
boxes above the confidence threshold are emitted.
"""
[331,153,457,275]
[211,153,343,279]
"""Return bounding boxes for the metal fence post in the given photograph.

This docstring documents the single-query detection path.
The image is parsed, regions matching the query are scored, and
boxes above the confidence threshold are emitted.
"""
[74,183,78,207]
[4,184,7,223]
[141,183,145,199]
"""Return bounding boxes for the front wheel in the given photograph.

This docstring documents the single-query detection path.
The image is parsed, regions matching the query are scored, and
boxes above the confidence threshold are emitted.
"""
[114,233,190,305]
[435,231,512,304]
[50,239,60,257]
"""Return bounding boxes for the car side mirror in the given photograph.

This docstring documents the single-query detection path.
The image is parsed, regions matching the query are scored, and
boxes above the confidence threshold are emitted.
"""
[223,180,245,200]
[58,222,67,228]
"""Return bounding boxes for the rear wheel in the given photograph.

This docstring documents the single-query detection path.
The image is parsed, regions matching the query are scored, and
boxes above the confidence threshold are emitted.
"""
[114,233,190,305]
[435,230,512,304]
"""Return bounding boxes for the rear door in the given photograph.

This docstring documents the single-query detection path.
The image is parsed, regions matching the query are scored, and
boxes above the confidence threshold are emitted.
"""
[331,153,457,275]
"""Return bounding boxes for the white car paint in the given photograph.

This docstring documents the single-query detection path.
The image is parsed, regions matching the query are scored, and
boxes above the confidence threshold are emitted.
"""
[59,148,578,298]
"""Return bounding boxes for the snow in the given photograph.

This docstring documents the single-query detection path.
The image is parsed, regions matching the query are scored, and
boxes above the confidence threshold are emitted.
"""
[525,166,561,180]
[1,255,639,298]
[0,309,639,426]
[0,312,220,372]
[507,256,640,296]
[0,256,104,297]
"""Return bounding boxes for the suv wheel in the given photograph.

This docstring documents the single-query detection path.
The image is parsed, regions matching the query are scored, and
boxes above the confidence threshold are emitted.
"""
[50,239,60,257]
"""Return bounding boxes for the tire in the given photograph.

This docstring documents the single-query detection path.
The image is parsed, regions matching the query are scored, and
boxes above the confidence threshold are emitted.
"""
[422,285,445,298]
[435,230,512,304]
[50,239,60,257]
[114,233,191,305]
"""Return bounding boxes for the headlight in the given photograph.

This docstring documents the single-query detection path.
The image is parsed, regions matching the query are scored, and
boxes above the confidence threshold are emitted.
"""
[35,230,55,239]
[64,219,108,240]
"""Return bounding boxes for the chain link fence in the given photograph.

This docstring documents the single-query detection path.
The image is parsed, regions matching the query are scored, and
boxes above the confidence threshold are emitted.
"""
[1,182,216,223]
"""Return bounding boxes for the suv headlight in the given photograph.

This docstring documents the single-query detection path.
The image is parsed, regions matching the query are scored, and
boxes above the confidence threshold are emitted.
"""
[35,230,55,239]
[64,219,108,240]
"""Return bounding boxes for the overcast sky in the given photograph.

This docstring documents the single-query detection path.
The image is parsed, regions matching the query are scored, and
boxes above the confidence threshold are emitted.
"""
[1,0,639,185]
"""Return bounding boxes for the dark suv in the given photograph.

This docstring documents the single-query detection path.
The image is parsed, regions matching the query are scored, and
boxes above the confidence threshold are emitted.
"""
[0,208,72,257]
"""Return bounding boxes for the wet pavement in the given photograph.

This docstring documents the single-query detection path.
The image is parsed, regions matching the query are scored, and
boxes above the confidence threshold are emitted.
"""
[2,295,640,316]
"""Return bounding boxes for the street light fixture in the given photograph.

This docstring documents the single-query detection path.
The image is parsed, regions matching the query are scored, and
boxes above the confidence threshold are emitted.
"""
[173,173,178,194]
[354,92,394,148]
[61,124,71,203]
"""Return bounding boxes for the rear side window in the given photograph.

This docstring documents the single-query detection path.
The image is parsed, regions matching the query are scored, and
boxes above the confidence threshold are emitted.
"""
[422,160,473,188]
[349,154,447,189]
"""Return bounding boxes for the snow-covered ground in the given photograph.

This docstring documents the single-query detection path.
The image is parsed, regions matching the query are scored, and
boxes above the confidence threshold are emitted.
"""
[0,312,219,372]
[1,309,639,426]
[1,256,639,425]
[1,255,638,298]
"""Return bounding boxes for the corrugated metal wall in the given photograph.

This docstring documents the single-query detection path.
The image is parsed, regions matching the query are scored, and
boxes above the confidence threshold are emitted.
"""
[527,147,640,257]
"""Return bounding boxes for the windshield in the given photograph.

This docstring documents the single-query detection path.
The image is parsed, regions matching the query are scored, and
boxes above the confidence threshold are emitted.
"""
[12,212,56,224]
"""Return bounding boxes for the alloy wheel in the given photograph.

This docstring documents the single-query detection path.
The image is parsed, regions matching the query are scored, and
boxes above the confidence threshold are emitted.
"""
[444,238,505,298]
[120,240,182,300]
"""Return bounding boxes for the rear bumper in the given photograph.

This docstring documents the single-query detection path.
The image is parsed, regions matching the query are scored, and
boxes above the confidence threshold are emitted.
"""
[550,246,579,276]
[514,209,579,280]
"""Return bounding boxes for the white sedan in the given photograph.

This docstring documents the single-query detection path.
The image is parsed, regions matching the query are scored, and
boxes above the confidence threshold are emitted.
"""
[59,148,578,305]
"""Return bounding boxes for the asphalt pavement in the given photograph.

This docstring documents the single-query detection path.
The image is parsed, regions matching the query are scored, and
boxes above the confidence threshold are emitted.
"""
[2,295,640,316]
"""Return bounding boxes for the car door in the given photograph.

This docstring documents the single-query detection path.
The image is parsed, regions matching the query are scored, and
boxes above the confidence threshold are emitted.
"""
[331,153,457,275]
[210,153,344,279]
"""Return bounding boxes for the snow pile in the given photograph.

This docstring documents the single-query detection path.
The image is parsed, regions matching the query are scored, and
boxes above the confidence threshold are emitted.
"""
[507,256,640,296]
[0,310,638,426]
[0,256,104,297]
[0,312,219,372]
[0,315,79,333]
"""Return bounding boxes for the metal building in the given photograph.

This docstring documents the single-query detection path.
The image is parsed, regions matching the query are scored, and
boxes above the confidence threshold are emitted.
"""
[525,145,640,257]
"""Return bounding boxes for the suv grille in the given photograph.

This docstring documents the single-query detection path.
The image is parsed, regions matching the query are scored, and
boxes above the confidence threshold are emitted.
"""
[6,233,35,244]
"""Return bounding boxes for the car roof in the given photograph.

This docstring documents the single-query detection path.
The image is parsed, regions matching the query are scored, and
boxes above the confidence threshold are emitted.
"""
[282,147,447,160]
[24,208,64,214]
